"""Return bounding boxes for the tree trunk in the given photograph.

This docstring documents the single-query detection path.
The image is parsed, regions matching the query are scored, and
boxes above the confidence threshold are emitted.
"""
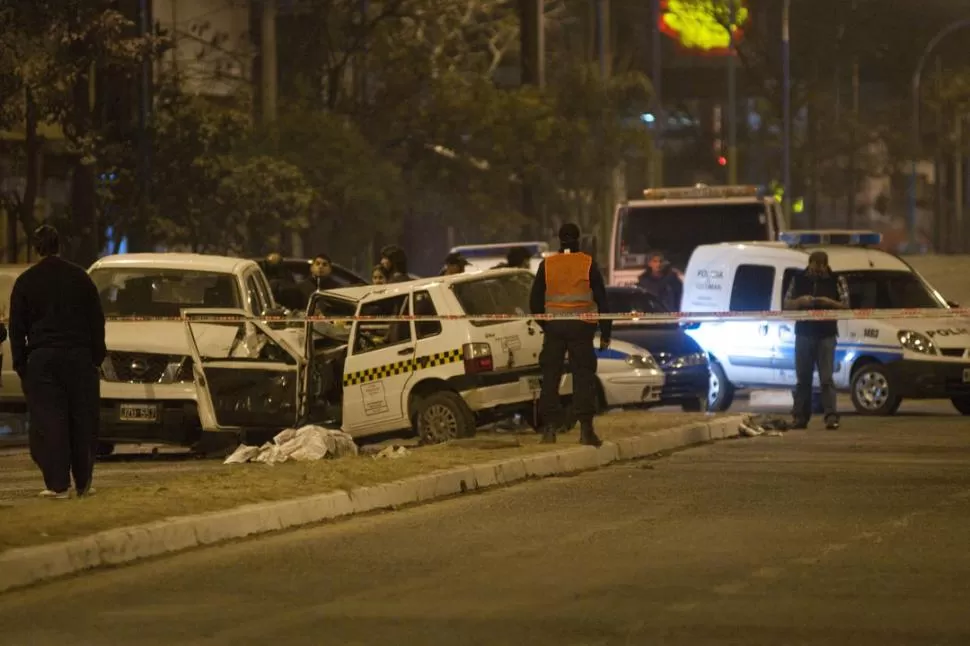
[70,72,99,266]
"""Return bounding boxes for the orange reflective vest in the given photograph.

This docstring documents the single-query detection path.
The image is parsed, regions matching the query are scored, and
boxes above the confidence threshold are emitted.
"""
[544,252,598,322]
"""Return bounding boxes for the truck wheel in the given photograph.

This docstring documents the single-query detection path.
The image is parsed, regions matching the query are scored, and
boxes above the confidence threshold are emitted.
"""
[952,397,970,415]
[850,363,901,415]
[708,362,735,412]
[415,390,476,445]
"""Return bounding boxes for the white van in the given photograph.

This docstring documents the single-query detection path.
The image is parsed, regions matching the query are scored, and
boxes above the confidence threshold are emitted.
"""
[680,230,970,416]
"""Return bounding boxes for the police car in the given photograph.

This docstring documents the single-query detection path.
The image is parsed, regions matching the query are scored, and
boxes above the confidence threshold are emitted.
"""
[183,269,574,446]
[680,230,970,416]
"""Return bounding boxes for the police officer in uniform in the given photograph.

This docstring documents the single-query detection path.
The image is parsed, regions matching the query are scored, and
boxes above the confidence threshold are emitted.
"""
[783,250,850,430]
[10,225,106,498]
[529,223,611,446]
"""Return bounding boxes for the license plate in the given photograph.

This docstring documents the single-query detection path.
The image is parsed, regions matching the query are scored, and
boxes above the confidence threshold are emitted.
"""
[964,369,970,384]
[521,376,543,392]
[119,403,158,423]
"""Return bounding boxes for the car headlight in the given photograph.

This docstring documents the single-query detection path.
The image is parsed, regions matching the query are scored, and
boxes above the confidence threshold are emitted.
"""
[897,330,937,355]
[668,352,709,369]
[625,354,657,369]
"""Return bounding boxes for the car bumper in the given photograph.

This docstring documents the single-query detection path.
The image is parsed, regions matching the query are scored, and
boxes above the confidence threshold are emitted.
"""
[99,381,203,446]
[600,369,665,407]
[884,360,970,399]
[455,366,574,411]
[659,364,710,404]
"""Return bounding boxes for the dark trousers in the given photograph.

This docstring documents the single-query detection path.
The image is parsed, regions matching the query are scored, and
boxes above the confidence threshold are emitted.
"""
[25,348,100,493]
[539,321,598,428]
[793,334,837,424]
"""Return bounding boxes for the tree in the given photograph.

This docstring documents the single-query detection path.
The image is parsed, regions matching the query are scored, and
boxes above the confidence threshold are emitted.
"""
[0,1,155,264]
[104,84,313,254]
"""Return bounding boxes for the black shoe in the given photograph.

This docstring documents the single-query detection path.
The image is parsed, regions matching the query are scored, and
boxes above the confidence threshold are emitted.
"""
[580,425,602,447]
[825,419,840,431]
[540,430,557,444]
[790,419,808,430]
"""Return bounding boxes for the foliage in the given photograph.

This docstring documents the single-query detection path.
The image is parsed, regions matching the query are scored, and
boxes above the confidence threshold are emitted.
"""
[133,88,313,254]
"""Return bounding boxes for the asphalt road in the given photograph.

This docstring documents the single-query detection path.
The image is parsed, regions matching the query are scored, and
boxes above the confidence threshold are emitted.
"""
[2,406,970,644]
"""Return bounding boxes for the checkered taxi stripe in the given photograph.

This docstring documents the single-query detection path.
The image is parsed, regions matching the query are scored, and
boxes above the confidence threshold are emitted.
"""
[343,348,464,386]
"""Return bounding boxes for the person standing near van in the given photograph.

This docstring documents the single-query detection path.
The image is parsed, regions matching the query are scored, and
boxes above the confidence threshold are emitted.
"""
[783,250,850,430]
[9,225,106,498]
[529,223,611,447]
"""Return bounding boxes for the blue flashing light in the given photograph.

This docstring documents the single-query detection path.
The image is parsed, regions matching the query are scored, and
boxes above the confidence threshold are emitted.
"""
[779,230,883,247]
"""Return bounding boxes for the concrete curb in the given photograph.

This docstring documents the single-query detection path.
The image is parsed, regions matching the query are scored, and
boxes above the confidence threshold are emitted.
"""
[0,415,745,594]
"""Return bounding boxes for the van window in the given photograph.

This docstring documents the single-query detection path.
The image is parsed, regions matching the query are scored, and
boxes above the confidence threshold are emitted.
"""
[729,264,775,312]
[781,268,801,302]
[451,272,533,327]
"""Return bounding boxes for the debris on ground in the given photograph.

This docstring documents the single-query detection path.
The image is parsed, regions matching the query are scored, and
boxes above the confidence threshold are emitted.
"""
[224,426,359,465]
[739,414,791,438]
[373,445,411,459]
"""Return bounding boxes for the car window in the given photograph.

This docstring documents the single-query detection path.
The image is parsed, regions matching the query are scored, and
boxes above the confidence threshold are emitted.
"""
[451,272,533,327]
[841,270,946,309]
[352,294,412,354]
[245,274,266,315]
[413,290,442,339]
[91,268,241,318]
[729,264,775,312]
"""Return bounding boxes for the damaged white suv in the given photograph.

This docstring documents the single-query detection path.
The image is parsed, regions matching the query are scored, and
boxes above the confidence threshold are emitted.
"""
[89,253,285,455]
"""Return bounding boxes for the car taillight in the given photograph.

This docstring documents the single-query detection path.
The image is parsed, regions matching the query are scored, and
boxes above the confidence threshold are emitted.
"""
[463,343,493,374]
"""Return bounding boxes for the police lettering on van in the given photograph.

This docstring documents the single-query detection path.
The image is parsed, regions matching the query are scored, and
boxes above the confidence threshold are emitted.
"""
[679,230,970,417]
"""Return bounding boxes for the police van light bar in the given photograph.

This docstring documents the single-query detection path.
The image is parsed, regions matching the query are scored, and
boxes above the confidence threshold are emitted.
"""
[643,185,764,200]
[778,230,883,246]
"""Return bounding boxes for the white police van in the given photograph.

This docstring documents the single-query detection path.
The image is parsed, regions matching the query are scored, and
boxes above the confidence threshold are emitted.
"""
[680,230,970,416]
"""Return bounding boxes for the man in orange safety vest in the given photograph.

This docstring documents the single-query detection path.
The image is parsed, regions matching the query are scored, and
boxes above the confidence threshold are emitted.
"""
[529,223,611,446]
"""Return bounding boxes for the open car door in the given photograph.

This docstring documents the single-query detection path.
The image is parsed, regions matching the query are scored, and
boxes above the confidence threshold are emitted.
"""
[182,308,304,436]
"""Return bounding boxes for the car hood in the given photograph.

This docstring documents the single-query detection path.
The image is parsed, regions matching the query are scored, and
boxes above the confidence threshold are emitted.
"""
[610,324,702,358]
[105,321,240,356]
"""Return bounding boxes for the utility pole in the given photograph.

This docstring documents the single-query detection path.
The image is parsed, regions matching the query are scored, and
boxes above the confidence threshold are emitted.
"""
[135,0,153,254]
[650,0,663,188]
[519,0,545,239]
[261,0,278,125]
[955,115,964,253]
[727,0,738,184]
[781,0,791,226]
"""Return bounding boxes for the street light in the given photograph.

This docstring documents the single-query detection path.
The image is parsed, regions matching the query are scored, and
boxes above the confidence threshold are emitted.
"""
[908,19,970,250]
[782,0,791,226]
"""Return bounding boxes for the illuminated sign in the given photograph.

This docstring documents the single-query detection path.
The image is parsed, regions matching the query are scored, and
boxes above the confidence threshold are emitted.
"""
[660,0,750,56]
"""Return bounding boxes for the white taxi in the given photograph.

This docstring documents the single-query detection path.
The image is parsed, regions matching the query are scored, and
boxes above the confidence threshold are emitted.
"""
[681,230,970,416]
[184,269,574,445]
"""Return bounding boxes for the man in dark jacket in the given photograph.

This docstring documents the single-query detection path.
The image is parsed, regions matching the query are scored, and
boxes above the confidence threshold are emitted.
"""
[299,253,342,303]
[529,223,611,447]
[492,247,532,270]
[10,225,106,499]
[783,250,850,430]
[263,252,304,312]
[637,252,683,312]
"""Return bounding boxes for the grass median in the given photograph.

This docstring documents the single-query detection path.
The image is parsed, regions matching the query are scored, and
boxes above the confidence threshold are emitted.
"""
[0,411,722,550]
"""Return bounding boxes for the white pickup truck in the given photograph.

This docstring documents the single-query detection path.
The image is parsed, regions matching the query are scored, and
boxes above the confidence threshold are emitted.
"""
[89,253,288,455]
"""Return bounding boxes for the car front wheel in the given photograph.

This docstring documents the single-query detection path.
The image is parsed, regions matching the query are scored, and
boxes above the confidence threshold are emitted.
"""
[708,362,735,412]
[850,363,901,415]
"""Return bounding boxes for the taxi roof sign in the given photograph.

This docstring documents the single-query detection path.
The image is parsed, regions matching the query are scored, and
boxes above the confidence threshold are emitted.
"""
[778,230,883,247]
[642,184,765,200]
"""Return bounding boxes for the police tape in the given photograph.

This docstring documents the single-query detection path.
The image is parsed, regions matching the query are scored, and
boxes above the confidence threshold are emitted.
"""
[2,307,967,324]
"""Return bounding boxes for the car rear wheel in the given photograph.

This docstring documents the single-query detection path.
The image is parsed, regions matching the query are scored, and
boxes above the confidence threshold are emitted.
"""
[850,363,901,415]
[415,390,476,445]
[708,362,735,412]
